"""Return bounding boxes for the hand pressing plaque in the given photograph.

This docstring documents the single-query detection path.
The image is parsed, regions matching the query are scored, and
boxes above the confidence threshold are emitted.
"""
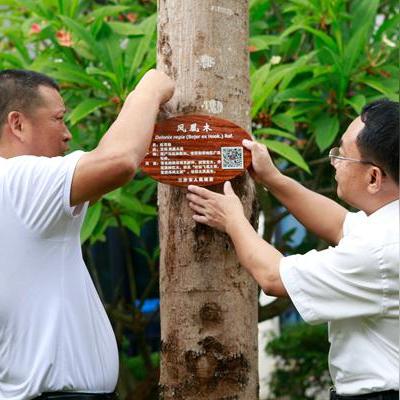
[141,115,252,187]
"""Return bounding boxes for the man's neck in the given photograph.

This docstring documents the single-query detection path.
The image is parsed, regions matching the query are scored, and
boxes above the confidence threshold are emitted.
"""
[0,147,21,159]
[0,137,31,158]
[364,193,399,216]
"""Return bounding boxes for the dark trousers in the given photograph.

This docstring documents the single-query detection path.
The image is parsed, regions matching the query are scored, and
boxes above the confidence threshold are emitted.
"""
[34,392,118,400]
[330,388,399,400]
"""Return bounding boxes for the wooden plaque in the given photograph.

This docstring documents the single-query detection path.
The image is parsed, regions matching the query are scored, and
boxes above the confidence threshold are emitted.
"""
[141,115,252,187]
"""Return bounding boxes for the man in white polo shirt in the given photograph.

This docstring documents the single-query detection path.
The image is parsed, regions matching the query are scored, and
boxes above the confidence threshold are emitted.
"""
[0,69,174,400]
[186,99,399,400]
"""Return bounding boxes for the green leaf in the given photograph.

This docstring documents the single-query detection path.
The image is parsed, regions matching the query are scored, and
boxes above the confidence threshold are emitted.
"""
[357,77,398,100]
[281,24,338,53]
[69,0,80,18]
[350,0,379,37]
[119,194,157,216]
[58,0,80,18]
[141,182,157,204]
[274,88,324,103]
[90,217,110,243]
[343,0,378,78]
[313,114,340,152]
[68,98,109,126]
[261,140,310,173]
[272,113,295,133]
[86,66,119,91]
[286,104,321,118]
[127,177,155,195]
[120,215,140,236]
[250,0,268,11]
[253,128,297,141]
[105,189,157,216]
[0,53,25,68]
[101,34,124,91]
[251,62,271,103]
[103,188,122,202]
[127,13,157,82]
[279,64,315,91]
[345,95,366,114]
[3,32,31,64]
[342,25,369,77]
[81,202,102,244]
[16,0,53,19]
[249,35,281,51]
[108,22,143,36]
[91,5,131,20]
[46,62,106,90]
[251,63,295,117]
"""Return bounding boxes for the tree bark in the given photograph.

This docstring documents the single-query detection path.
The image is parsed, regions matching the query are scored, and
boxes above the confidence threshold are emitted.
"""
[157,1,258,399]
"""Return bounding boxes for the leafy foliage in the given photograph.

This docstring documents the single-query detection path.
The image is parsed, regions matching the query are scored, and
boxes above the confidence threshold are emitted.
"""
[250,0,398,165]
[266,323,331,400]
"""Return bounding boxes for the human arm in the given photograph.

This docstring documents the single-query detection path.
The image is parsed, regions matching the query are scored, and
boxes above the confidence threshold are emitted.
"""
[70,69,175,206]
[242,139,347,244]
[187,182,288,297]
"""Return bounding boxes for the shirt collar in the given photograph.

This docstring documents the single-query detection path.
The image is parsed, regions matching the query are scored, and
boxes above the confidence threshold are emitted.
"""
[368,199,399,222]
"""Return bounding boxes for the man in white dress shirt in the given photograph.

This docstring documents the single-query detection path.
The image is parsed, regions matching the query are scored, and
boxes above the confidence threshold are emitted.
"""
[187,100,399,400]
[0,69,174,400]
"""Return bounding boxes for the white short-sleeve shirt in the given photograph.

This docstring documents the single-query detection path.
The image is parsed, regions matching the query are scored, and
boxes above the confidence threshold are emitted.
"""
[0,152,119,400]
[280,200,399,395]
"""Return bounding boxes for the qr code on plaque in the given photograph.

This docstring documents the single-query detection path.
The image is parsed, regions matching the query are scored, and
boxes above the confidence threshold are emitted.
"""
[221,146,244,170]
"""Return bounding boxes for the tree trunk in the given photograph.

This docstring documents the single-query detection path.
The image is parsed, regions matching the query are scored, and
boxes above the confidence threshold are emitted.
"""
[157,1,258,399]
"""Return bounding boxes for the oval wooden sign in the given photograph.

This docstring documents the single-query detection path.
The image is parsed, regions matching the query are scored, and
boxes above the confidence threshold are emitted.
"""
[141,115,252,187]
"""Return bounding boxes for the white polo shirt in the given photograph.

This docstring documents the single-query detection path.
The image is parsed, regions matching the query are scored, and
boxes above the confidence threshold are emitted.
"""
[0,152,119,400]
[280,200,399,395]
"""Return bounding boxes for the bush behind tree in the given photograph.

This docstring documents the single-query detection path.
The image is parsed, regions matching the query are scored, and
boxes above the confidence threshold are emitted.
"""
[266,323,331,400]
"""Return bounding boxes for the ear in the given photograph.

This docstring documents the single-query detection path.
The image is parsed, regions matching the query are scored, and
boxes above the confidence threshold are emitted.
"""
[366,166,383,194]
[7,111,26,142]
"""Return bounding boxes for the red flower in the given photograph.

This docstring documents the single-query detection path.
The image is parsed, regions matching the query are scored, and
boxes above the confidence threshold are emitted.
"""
[56,30,73,47]
[110,96,121,105]
[126,13,138,23]
[30,23,41,34]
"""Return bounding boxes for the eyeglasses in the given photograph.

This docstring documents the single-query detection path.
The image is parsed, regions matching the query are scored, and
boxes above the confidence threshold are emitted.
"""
[328,147,372,165]
[328,147,385,175]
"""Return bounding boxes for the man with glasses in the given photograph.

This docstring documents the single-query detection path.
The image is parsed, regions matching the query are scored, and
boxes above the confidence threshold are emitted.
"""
[187,99,399,400]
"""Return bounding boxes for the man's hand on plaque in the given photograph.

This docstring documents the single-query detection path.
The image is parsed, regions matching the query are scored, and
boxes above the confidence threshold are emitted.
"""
[187,181,244,233]
[242,139,281,186]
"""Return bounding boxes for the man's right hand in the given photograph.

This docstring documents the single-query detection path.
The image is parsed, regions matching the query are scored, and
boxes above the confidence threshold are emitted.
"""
[242,138,347,245]
[242,139,281,187]
[133,69,175,105]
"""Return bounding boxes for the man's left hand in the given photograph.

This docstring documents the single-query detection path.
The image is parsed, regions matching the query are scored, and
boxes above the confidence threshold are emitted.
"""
[187,181,245,232]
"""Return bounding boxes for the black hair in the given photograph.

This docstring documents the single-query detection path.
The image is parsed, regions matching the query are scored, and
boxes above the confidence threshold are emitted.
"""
[0,69,59,131]
[357,99,399,184]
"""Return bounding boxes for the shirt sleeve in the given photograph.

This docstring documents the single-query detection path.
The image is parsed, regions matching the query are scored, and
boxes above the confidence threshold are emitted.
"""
[5,151,86,234]
[279,232,385,325]
[342,210,366,236]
